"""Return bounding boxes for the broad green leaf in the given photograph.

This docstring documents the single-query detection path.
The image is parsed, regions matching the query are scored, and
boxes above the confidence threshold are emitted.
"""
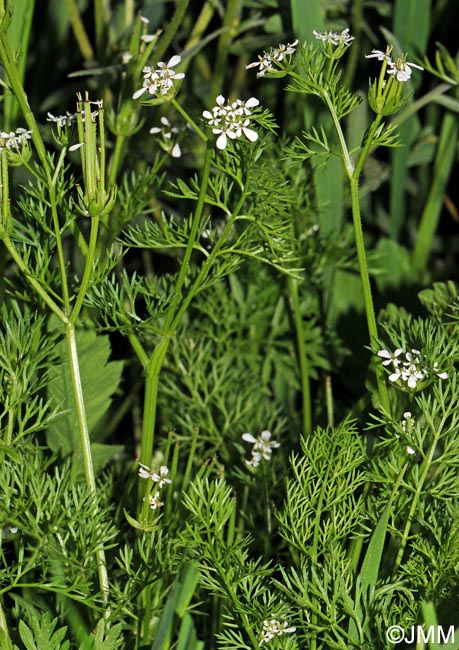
[47,327,124,459]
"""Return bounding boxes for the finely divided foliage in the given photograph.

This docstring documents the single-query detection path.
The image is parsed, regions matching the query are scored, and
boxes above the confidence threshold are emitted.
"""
[0,2,458,650]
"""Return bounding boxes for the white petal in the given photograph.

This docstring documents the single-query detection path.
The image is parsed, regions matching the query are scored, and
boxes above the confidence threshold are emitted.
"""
[171,143,181,158]
[242,127,258,142]
[245,97,259,108]
[242,433,257,443]
[167,55,181,67]
[216,133,227,149]
[133,86,148,99]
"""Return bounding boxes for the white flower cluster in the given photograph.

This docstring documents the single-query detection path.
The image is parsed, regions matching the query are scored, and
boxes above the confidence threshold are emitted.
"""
[0,127,32,150]
[246,39,298,77]
[150,116,184,158]
[313,27,354,46]
[133,55,185,100]
[138,463,172,510]
[242,430,280,468]
[378,348,448,390]
[47,111,76,128]
[365,49,423,82]
[259,617,296,645]
[202,95,259,150]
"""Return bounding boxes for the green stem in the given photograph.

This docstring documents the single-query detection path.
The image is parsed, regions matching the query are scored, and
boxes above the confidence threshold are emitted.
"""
[94,0,107,59]
[152,0,191,63]
[107,134,126,187]
[349,177,390,412]
[49,183,71,310]
[137,146,213,489]
[171,97,208,142]
[65,322,111,619]
[64,0,94,61]
[70,216,100,323]
[209,0,241,100]
[322,91,390,413]
[289,277,312,436]
[0,31,51,178]
[0,148,10,234]
[166,146,213,323]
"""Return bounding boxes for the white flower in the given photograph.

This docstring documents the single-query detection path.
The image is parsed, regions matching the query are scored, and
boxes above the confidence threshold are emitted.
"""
[133,55,185,100]
[365,49,392,62]
[242,430,280,468]
[147,491,164,510]
[402,411,413,432]
[377,348,402,367]
[151,465,172,488]
[47,111,76,128]
[406,445,416,455]
[141,34,156,43]
[379,346,449,390]
[203,95,259,149]
[313,28,354,46]
[0,127,32,149]
[260,617,296,645]
[138,462,172,487]
[433,362,449,380]
[150,116,183,157]
[387,57,423,82]
[246,40,298,77]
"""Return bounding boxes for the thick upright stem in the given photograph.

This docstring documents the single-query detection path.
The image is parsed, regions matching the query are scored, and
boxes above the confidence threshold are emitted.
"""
[66,322,111,618]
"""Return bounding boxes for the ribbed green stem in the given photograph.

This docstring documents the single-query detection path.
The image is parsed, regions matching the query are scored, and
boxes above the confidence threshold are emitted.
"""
[209,0,241,100]
[289,277,312,436]
[349,178,390,412]
[64,0,94,61]
[321,91,390,413]
[0,31,51,177]
[66,323,111,619]
[70,216,100,323]
[137,145,214,506]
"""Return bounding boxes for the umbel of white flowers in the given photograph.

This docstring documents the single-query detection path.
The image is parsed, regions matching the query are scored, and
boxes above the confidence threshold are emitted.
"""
[377,347,448,390]
[133,55,185,100]
[202,95,259,150]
